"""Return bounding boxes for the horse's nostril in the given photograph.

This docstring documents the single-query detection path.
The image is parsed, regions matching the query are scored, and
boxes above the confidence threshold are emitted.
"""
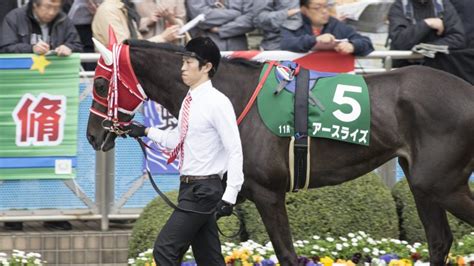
[87,134,95,144]
[87,134,100,150]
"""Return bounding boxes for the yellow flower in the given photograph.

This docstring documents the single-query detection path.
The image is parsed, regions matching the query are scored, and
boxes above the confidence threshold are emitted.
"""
[388,260,400,266]
[388,259,413,266]
[457,256,465,266]
[241,253,249,261]
[225,256,233,264]
[242,248,251,256]
[243,262,253,266]
[232,249,242,258]
[252,255,263,263]
[320,256,334,266]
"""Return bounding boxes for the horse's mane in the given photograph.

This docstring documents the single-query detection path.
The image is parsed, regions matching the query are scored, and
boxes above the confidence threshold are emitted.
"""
[124,39,262,68]
[125,39,185,53]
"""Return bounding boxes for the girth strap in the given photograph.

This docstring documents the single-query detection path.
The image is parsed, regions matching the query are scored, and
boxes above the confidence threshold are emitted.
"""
[292,68,310,192]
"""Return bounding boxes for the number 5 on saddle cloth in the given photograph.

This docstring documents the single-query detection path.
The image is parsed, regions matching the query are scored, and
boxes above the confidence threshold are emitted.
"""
[257,61,371,192]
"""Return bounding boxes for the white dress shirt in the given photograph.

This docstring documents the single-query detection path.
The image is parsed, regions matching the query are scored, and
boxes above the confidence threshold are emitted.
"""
[147,80,244,204]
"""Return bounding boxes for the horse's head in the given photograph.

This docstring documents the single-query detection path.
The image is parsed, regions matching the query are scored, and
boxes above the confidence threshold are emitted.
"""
[86,29,147,151]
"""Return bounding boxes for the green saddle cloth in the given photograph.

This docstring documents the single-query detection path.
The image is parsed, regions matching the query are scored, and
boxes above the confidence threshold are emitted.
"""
[257,63,371,146]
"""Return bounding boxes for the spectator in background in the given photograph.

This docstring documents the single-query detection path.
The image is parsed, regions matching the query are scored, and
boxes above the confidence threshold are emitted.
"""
[0,0,83,55]
[253,0,300,50]
[280,0,374,55]
[387,0,465,66]
[68,0,102,70]
[0,0,18,37]
[0,0,18,25]
[92,0,181,45]
[186,0,254,51]
[450,0,474,48]
[68,0,102,53]
[134,0,186,41]
[421,0,474,84]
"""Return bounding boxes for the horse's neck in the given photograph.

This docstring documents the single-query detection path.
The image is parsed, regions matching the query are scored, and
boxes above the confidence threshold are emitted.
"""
[131,47,187,117]
[211,62,263,117]
[131,47,263,118]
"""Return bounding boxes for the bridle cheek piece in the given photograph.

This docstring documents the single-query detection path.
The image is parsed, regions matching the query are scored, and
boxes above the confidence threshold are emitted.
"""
[89,43,147,135]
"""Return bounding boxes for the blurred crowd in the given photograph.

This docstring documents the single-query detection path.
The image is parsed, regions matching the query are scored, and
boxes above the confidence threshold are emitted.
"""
[0,0,473,77]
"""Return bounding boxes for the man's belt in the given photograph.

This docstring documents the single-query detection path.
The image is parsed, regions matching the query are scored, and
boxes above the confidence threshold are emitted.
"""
[180,174,220,183]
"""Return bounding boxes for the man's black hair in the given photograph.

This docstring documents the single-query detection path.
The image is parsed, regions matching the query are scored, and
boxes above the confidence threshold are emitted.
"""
[196,59,217,78]
[300,0,311,7]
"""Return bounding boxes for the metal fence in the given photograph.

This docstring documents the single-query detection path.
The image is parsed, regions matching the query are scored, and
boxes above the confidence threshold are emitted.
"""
[0,51,429,230]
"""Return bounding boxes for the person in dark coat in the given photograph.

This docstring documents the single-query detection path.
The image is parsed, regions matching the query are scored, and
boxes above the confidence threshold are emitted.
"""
[388,0,465,66]
[450,0,474,48]
[253,0,300,51]
[186,0,254,51]
[280,0,374,56]
[0,0,83,55]
[0,0,18,26]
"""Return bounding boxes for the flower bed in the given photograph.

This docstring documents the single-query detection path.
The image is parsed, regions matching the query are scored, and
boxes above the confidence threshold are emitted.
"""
[0,250,44,265]
[128,231,474,266]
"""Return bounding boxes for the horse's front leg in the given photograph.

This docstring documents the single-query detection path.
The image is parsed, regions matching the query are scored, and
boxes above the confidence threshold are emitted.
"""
[248,178,298,266]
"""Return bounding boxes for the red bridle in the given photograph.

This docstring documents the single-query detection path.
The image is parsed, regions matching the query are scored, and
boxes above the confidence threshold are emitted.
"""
[90,43,147,133]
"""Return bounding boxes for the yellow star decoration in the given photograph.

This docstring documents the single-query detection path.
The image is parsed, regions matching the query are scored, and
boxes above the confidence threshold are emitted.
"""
[30,55,51,74]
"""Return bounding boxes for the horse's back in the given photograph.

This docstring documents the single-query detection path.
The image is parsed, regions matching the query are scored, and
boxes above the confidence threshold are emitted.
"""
[366,65,474,131]
[367,66,474,177]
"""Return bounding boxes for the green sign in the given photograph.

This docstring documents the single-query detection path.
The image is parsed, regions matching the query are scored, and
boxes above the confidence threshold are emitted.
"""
[0,54,80,179]
[257,63,371,146]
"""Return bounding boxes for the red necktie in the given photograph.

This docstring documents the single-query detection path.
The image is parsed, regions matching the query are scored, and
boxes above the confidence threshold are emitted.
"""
[167,93,192,169]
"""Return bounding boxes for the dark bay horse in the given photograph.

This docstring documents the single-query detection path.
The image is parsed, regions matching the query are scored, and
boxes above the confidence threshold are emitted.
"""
[86,40,474,265]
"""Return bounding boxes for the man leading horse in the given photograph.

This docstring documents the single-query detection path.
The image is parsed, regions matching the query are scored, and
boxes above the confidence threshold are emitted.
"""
[122,37,244,266]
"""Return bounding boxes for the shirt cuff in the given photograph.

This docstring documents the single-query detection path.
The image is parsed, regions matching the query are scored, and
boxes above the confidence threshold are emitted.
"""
[222,186,239,205]
[147,127,164,143]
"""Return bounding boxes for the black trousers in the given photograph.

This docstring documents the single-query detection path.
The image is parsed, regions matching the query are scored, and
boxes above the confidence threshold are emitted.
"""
[153,178,225,266]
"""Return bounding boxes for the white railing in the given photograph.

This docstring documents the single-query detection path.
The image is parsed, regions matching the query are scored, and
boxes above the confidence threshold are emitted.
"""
[79,50,424,76]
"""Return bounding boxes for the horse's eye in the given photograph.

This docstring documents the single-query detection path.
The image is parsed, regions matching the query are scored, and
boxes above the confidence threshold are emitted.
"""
[94,78,109,98]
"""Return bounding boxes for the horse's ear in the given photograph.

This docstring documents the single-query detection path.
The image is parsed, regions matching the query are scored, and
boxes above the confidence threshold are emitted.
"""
[93,37,113,66]
[108,25,118,49]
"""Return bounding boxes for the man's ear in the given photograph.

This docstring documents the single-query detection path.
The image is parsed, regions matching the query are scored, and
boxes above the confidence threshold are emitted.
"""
[203,62,213,73]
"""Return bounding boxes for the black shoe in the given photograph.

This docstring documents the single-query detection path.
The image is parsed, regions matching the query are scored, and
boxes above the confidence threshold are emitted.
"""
[43,221,72,230]
[4,222,23,231]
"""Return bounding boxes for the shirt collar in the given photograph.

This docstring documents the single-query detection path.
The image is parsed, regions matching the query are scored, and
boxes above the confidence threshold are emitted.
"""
[188,80,213,99]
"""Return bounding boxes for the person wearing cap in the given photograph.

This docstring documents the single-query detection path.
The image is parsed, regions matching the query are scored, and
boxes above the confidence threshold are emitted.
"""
[122,37,244,265]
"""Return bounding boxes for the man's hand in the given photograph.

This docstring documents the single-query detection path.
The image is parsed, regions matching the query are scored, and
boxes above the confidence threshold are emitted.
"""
[424,18,444,35]
[155,5,174,20]
[55,45,72,56]
[316,33,336,44]
[120,122,148,138]
[335,42,354,55]
[33,40,50,55]
[287,8,300,17]
[215,200,233,220]
[161,25,182,42]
